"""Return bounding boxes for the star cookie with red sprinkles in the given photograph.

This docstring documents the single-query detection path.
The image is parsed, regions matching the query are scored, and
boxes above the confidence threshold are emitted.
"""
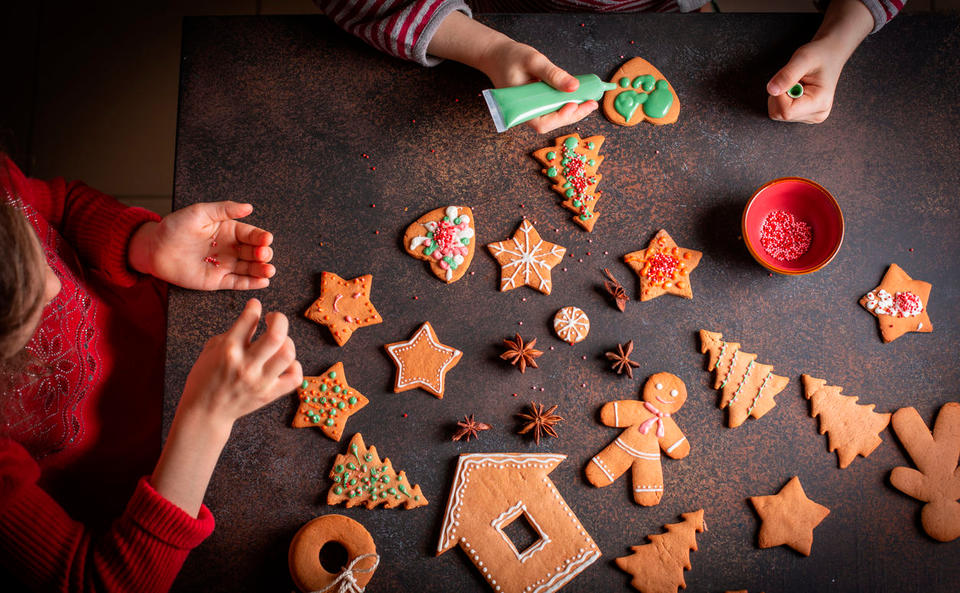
[859,263,932,343]
[305,272,383,346]
[624,229,702,301]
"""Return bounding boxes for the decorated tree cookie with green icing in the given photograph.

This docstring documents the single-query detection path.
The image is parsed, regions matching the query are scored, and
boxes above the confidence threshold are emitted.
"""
[328,433,427,510]
[602,57,680,127]
[531,133,606,232]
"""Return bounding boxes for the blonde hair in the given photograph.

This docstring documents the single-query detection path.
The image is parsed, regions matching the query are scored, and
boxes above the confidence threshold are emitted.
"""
[0,202,46,360]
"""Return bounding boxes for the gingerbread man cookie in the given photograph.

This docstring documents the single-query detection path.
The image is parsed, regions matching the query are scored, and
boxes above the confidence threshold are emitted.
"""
[586,372,690,506]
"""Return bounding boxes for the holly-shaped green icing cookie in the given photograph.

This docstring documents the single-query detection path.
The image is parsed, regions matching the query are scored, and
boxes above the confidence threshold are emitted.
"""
[603,57,680,127]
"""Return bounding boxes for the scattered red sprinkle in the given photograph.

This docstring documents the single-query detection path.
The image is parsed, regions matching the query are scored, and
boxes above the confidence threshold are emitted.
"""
[430,149,435,153]
[759,210,813,262]
[569,253,574,258]
[520,203,525,208]
[580,22,585,27]
[769,273,774,277]
[402,413,408,418]
[630,40,635,44]
[413,296,419,300]
[521,297,527,302]
[370,166,376,171]
[370,203,376,208]
[454,98,459,102]
[604,251,609,255]
[581,356,587,360]
[470,271,475,275]
[210,240,217,247]
[655,150,660,154]
[619,55,624,59]
[588,239,593,243]
[549,346,555,351]
[540,387,545,392]
[531,386,536,390]
[518,321,523,326]
[411,119,416,123]
[578,258,584,263]
[512,393,518,398]
[555,228,560,233]
[909,248,914,252]
[203,256,221,267]
[581,383,587,388]
[374,230,380,235]
[562,267,567,272]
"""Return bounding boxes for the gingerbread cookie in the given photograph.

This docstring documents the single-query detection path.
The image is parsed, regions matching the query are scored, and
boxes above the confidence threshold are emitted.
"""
[889,402,960,542]
[624,230,701,301]
[292,362,369,441]
[384,321,462,398]
[487,220,566,295]
[615,510,706,593]
[531,134,605,232]
[801,374,890,468]
[553,306,590,345]
[436,453,600,593]
[860,263,932,343]
[404,205,476,283]
[289,514,378,593]
[700,330,789,428]
[749,476,829,556]
[603,57,680,126]
[586,373,690,506]
[328,433,427,509]
[305,272,383,346]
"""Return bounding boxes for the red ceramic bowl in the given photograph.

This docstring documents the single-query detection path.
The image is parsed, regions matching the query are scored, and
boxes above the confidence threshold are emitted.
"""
[742,177,844,275]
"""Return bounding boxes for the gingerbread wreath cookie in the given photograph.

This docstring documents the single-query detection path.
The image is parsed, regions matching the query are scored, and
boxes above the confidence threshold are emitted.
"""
[292,362,368,441]
[487,220,566,295]
[889,402,960,542]
[305,272,383,346]
[384,321,462,398]
[801,374,890,469]
[289,514,378,593]
[404,205,476,283]
[328,433,427,509]
[531,133,605,232]
[624,230,701,301]
[553,306,590,345]
[436,453,600,593]
[860,263,932,343]
[749,476,830,556]
[603,57,680,126]
[615,510,706,593]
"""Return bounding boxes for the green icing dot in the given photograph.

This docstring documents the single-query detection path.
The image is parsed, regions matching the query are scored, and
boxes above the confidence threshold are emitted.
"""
[365,454,373,462]
[423,244,436,256]
[618,76,630,88]
[388,487,397,495]
[588,159,596,166]
[348,396,357,404]
[337,401,346,410]
[563,136,578,149]
[328,371,336,379]
[397,475,403,481]
[460,238,470,246]
[329,409,337,416]
[349,478,357,486]
[325,418,334,426]
[333,385,341,393]
[546,151,556,161]
[311,416,320,424]
[587,142,595,150]
[572,199,582,208]
[398,484,408,492]
[371,493,378,500]
[319,384,327,392]
[300,379,309,390]
[563,182,571,189]
[334,485,343,495]
[414,495,420,501]
[381,475,391,483]
[454,216,462,224]
[319,397,327,404]
[565,188,575,198]
[642,79,673,119]
[546,167,557,177]
[335,464,345,473]
[347,462,356,470]
[333,475,341,483]
[632,75,655,92]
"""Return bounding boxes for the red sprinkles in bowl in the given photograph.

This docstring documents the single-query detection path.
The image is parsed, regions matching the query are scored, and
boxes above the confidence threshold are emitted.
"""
[759,210,812,262]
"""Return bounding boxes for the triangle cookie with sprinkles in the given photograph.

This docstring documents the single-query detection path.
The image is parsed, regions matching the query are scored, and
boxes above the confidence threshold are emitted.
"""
[532,133,605,232]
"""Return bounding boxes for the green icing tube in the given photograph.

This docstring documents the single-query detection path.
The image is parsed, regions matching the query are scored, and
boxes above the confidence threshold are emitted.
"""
[483,74,618,133]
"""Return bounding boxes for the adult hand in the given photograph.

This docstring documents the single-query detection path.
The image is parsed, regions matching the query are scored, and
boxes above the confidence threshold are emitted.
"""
[129,201,275,290]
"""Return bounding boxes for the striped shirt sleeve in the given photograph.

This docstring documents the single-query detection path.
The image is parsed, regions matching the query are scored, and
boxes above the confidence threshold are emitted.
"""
[315,0,472,66]
[858,0,905,33]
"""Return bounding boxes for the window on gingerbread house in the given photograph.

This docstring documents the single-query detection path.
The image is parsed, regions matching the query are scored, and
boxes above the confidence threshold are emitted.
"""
[493,502,550,563]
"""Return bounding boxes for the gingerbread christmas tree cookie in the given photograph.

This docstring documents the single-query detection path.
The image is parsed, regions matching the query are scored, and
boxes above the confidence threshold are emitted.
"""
[615,510,706,593]
[292,362,368,441]
[801,374,891,468]
[328,433,427,510]
[403,205,476,283]
[749,476,829,556]
[860,263,932,343]
[487,220,566,295]
[384,322,462,399]
[624,230,701,301]
[531,133,605,231]
[603,57,680,126]
[304,272,383,346]
[699,330,789,428]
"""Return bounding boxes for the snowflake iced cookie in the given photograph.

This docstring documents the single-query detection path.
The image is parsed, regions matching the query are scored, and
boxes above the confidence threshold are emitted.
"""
[304,272,383,346]
[602,57,680,126]
[403,206,475,283]
[384,322,462,399]
[531,134,605,232]
[487,220,566,295]
[859,263,932,343]
[292,362,369,441]
[553,306,590,345]
[624,230,702,301]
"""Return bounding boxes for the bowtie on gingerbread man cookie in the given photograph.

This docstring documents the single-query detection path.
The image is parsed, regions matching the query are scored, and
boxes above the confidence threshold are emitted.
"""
[585,372,690,506]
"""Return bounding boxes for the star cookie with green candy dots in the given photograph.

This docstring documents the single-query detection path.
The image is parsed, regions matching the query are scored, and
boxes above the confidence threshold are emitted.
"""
[531,133,605,232]
[292,362,368,441]
[328,433,428,510]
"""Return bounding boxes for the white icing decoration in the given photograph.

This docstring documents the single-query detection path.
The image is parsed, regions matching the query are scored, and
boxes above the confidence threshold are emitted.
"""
[385,323,460,395]
[489,220,565,292]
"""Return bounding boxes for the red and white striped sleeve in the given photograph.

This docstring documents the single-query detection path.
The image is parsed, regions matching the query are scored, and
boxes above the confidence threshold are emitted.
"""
[315,0,472,66]
[858,0,905,33]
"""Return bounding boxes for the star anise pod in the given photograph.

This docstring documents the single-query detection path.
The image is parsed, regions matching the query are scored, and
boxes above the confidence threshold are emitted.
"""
[517,402,563,444]
[606,340,641,378]
[500,333,543,373]
[452,415,492,442]
[603,268,629,311]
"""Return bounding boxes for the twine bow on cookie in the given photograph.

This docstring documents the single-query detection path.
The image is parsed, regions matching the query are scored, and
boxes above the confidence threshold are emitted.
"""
[309,553,380,593]
[638,402,669,437]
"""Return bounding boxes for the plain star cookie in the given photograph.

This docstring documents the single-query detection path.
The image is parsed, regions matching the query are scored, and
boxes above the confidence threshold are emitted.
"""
[624,230,701,301]
[487,220,566,295]
[403,205,476,283]
[305,272,383,346]
[292,362,369,441]
[749,476,830,556]
[860,263,932,343]
[384,322,462,399]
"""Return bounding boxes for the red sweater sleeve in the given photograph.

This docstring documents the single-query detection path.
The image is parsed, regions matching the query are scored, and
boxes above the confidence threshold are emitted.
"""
[0,439,215,593]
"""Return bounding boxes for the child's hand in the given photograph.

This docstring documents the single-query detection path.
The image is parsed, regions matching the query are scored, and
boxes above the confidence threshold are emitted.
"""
[179,298,302,431]
[766,39,844,124]
[478,39,597,134]
[128,201,275,290]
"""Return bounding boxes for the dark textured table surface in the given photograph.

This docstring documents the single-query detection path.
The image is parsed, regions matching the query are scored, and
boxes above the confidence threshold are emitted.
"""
[167,13,960,593]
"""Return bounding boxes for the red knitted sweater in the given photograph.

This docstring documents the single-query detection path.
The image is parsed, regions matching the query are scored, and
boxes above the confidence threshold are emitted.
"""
[0,157,214,592]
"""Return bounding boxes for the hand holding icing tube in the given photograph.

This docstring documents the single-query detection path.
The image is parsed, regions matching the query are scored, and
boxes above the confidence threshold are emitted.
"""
[483,75,618,133]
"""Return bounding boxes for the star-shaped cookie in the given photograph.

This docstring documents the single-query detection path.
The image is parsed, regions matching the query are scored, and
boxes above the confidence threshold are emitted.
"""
[384,322,462,398]
[292,362,368,441]
[749,476,830,556]
[305,272,383,346]
[859,263,932,343]
[487,220,566,295]
[624,229,702,301]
